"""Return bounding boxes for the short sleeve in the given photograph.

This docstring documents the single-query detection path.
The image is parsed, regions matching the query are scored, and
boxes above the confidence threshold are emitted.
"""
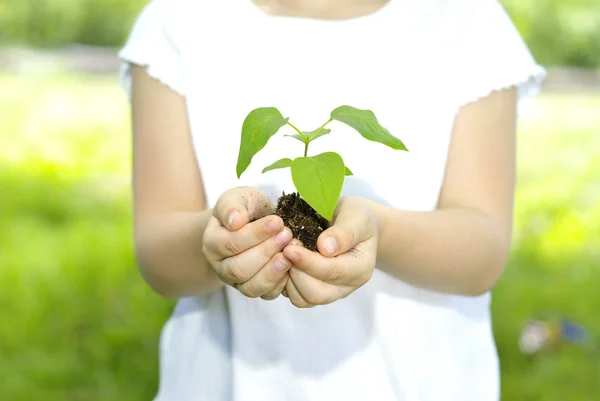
[118,0,186,99]
[452,0,547,114]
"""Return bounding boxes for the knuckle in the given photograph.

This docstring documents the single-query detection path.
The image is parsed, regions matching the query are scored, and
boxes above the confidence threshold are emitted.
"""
[225,260,250,283]
[203,228,217,248]
[326,266,344,284]
[203,223,223,254]
[201,243,215,262]
[240,283,260,299]
[304,292,327,306]
[214,266,233,286]
[223,237,241,256]
[261,241,278,260]
[291,297,308,308]
[261,291,280,301]
[262,276,287,300]
[202,236,219,260]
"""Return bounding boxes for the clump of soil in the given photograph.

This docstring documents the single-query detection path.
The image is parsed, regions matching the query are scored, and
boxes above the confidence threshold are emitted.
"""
[275,192,329,251]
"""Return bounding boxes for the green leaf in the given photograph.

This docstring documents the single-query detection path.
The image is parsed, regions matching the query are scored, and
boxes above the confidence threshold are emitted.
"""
[345,166,353,176]
[284,133,307,143]
[291,152,345,220]
[331,105,407,151]
[236,107,289,178]
[262,158,293,173]
[304,127,331,142]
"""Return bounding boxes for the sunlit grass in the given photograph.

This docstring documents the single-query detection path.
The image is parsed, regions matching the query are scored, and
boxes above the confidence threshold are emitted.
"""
[0,72,170,401]
[494,93,600,400]
[1,72,599,400]
[0,72,130,177]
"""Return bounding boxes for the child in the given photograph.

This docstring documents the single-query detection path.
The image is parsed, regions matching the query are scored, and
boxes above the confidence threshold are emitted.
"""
[119,0,545,399]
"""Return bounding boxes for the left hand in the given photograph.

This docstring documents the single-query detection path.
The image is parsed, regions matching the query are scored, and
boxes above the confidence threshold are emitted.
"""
[282,196,379,308]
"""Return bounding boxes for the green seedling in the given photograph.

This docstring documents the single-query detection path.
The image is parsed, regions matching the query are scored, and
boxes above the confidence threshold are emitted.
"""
[236,106,408,221]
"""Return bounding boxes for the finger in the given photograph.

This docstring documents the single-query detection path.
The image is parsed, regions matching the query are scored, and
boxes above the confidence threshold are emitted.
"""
[285,274,314,308]
[261,275,289,301]
[283,244,359,286]
[285,238,303,248]
[219,229,293,284]
[235,253,291,298]
[204,215,287,260]
[316,199,376,257]
[213,187,275,231]
[289,267,339,306]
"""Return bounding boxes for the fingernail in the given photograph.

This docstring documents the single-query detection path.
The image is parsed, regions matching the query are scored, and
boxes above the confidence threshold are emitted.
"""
[227,211,238,229]
[273,257,291,272]
[324,237,337,255]
[267,219,281,234]
[275,229,292,245]
[287,250,300,262]
[289,239,303,246]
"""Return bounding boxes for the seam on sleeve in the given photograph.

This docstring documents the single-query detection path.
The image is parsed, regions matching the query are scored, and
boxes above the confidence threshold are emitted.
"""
[117,0,186,100]
[457,65,547,115]
[452,0,547,115]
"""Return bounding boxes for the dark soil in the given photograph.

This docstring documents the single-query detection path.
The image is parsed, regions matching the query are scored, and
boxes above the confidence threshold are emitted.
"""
[275,192,329,252]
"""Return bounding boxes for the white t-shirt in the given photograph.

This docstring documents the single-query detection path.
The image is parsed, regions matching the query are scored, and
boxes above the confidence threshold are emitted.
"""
[119,1,545,400]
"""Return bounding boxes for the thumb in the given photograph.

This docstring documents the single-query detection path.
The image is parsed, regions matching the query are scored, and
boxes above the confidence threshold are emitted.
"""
[316,198,376,257]
[214,187,275,231]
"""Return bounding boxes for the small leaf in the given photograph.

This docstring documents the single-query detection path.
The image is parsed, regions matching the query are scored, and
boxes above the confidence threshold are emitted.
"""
[345,166,353,176]
[331,106,407,151]
[236,107,289,178]
[262,158,292,173]
[284,133,307,143]
[304,127,331,142]
[291,152,345,220]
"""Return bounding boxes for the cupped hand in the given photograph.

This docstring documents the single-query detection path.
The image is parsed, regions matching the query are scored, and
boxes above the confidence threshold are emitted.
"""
[282,196,379,308]
[202,187,293,300]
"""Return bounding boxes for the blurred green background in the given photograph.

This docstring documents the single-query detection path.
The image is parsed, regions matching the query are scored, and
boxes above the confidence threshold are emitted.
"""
[1,1,599,400]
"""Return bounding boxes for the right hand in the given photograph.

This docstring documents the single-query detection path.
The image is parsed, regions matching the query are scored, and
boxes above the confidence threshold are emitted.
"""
[202,187,294,300]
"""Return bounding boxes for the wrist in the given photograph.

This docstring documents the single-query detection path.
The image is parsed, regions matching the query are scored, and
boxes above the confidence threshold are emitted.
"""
[362,198,390,243]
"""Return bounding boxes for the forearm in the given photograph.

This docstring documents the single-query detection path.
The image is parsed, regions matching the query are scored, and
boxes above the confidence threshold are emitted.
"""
[372,203,511,296]
[134,210,223,299]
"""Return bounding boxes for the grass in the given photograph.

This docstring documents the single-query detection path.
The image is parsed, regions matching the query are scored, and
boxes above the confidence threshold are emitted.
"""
[1,72,599,400]
[493,93,600,400]
[0,72,173,401]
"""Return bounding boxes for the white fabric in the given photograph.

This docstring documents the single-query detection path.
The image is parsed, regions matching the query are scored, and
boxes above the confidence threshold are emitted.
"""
[118,1,546,400]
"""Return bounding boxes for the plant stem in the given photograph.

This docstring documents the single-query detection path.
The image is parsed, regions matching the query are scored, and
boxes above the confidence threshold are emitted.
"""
[288,118,333,158]
[303,119,333,157]
[288,121,310,157]
[314,118,334,137]
[287,121,308,142]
